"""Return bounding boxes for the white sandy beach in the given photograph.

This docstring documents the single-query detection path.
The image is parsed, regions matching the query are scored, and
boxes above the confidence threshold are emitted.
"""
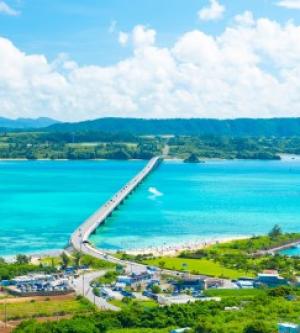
[112,235,249,257]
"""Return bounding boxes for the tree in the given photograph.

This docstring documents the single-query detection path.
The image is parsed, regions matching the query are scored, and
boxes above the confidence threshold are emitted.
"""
[158,260,165,269]
[151,285,161,294]
[244,321,272,333]
[74,251,81,267]
[195,319,214,333]
[16,254,30,265]
[268,225,282,239]
[60,252,70,269]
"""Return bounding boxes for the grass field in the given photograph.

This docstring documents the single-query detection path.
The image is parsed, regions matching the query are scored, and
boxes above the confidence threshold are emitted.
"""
[0,296,95,321]
[204,288,265,297]
[145,257,253,279]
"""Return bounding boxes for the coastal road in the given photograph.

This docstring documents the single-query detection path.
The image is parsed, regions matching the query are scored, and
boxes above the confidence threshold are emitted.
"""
[71,270,120,311]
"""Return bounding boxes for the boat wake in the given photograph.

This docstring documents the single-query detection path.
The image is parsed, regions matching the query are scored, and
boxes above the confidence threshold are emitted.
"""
[148,187,163,199]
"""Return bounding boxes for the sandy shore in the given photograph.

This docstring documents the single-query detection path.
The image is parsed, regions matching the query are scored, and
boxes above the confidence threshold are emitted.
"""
[3,249,64,263]
[113,236,249,257]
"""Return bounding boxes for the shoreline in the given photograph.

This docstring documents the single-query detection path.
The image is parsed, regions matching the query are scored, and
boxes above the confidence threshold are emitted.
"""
[100,235,250,258]
[0,154,299,162]
[3,236,249,261]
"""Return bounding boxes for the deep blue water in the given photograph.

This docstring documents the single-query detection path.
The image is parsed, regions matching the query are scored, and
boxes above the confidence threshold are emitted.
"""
[1,159,300,255]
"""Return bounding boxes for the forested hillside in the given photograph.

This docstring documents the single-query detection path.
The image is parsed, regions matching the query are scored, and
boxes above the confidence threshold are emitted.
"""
[47,117,300,136]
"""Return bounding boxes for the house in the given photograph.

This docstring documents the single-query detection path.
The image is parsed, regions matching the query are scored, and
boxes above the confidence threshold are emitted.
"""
[278,323,300,333]
[7,273,73,296]
[173,278,205,293]
[117,273,152,286]
[236,278,254,289]
[255,271,287,288]
[117,275,133,285]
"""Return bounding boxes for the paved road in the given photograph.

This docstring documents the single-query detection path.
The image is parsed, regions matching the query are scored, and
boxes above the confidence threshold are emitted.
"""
[71,270,120,311]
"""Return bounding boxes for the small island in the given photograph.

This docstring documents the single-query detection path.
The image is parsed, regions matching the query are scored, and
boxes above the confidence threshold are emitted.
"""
[184,153,204,163]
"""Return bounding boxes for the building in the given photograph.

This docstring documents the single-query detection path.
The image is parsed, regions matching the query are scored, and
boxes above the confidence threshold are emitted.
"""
[173,278,205,293]
[278,323,300,333]
[7,273,73,296]
[236,278,254,289]
[255,270,287,288]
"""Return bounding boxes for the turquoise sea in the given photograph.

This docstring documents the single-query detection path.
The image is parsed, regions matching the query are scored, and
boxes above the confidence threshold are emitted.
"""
[280,246,300,257]
[0,160,145,256]
[1,159,300,256]
[91,159,300,251]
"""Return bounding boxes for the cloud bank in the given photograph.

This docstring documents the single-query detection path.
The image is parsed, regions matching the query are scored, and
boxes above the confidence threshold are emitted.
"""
[1,14,300,121]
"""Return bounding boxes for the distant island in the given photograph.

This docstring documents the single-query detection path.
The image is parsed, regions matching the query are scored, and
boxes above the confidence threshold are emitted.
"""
[0,117,299,161]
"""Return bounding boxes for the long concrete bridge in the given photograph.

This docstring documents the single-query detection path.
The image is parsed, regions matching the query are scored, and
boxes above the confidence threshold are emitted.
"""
[70,155,222,284]
[70,156,162,258]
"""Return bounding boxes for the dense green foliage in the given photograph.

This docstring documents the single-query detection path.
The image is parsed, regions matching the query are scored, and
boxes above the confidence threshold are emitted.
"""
[0,131,162,159]
[168,136,300,159]
[13,288,300,333]
[96,271,119,285]
[79,254,116,270]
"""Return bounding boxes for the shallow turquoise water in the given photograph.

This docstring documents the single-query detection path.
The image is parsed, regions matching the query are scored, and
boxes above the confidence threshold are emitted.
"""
[0,160,145,256]
[90,160,300,251]
[1,159,300,256]
[280,246,300,256]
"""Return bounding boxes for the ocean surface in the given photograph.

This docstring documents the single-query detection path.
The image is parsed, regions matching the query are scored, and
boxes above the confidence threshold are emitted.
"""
[0,160,145,256]
[280,245,300,257]
[1,159,300,256]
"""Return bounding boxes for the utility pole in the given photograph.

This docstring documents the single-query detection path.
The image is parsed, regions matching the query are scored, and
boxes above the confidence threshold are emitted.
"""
[82,271,85,296]
[4,300,7,329]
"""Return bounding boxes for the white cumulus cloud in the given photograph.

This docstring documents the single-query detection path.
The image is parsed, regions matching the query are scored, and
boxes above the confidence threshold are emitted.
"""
[132,25,156,48]
[0,1,19,16]
[198,0,225,21]
[234,11,255,26]
[118,31,129,46]
[1,19,300,121]
[277,0,300,9]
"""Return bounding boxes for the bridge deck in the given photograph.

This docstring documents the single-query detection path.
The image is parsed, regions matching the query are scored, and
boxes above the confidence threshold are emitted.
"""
[70,156,161,253]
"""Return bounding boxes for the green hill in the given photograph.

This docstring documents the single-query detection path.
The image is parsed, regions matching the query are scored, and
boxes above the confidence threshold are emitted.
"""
[47,117,300,137]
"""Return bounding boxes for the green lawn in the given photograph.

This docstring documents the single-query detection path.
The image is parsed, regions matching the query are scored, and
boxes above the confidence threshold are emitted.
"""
[145,257,253,279]
[204,288,265,298]
[0,297,95,321]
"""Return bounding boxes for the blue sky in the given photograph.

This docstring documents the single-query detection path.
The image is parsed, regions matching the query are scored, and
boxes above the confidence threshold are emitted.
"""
[2,0,300,65]
[1,0,300,120]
